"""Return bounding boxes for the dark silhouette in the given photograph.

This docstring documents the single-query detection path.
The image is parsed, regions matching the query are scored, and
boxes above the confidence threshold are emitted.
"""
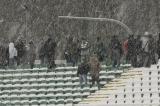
[44,36,57,69]
[110,35,122,68]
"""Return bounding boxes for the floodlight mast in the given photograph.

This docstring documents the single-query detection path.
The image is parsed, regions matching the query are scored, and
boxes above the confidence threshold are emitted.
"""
[58,16,133,35]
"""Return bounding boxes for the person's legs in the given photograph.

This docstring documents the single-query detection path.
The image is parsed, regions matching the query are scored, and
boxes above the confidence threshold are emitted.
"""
[48,55,56,69]
[91,76,95,87]
[30,61,34,69]
[143,52,150,67]
[96,79,100,90]
[9,58,16,69]
[71,56,76,67]
[79,74,83,88]
[83,74,87,85]
[112,56,117,68]
[117,52,121,68]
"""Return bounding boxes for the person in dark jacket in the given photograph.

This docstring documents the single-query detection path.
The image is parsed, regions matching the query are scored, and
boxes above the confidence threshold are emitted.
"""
[28,41,36,69]
[15,37,26,66]
[148,34,156,65]
[157,33,160,59]
[39,39,46,66]
[94,37,106,62]
[77,58,90,88]
[0,40,8,69]
[135,35,142,67]
[44,36,57,69]
[128,34,136,67]
[110,35,122,68]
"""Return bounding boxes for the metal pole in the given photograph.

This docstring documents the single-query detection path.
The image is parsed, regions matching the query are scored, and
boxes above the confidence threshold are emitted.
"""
[58,16,133,35]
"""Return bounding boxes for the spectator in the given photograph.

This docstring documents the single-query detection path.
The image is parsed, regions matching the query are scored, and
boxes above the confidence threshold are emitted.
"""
[110,35,122,68]
[80,37,90,62]
[65,36,73,64]
[135,35,142,67]
[9,41,17,69]
[77,58,90,88]
[141,32,150,67]
[15,36,26,66]
[148,34,156,65]
[28,41,36,69]
[0,40,7,69]
[122,38,128,64]
[157,33,160,59]
[70,38,80,66]
[94,37,106,62]
[128,34,136,67]
[39,39,46,66]
[89,54,101,89]
[44,36,57,69]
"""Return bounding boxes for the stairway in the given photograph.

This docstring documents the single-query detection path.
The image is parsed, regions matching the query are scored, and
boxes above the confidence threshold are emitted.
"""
[78,68,143,106]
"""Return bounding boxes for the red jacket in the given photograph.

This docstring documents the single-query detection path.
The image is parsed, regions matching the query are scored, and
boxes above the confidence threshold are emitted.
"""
[123,39,128,55]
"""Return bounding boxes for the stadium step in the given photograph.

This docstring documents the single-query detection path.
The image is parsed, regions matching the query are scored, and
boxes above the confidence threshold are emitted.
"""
[78,68,142,105]
[0,64,130,105]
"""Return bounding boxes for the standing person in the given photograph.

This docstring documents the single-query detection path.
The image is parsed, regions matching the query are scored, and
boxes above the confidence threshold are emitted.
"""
[110,35,122,68]
[157,33,160,59]
[39,38,47,66]
[128,34,136,67]
[141,32,150,67]
[28,41,36,69]
[77,58,90,88]
[148,34,156,65]
[0,39,7,69]
[80,37,90,62]
[9,41,17,69]
[94,37,106,62]
[89,54,101,89]
[44,36,57,69]
[122,38,128,64]
[64,36,73,65]
[15,36,26,66]
[135,35,142,67]
[71,38,80,66]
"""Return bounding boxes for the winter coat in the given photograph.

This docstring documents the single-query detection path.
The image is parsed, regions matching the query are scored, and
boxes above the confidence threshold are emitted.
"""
[128,37,136,55]
[123,39,128,55]
[81,40,89,56]
[39,42,46,58]
[157,39,160,55]
[89,55,100,79]
[135,39,142,54]
[0,45,7,65]
[77,62,90,76]
[28,43,36,64]
[110,38,122,59]
[44,39,57,58]
[15,40,25,58]
[148,37,155,54]
[9,42,17,59]
[141,36,149,53]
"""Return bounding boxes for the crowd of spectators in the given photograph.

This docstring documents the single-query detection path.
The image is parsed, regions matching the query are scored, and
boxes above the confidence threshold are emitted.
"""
[0,32,160,89]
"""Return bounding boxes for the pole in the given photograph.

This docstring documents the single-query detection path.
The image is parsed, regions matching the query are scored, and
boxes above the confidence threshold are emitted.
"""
[58,16,133,35]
